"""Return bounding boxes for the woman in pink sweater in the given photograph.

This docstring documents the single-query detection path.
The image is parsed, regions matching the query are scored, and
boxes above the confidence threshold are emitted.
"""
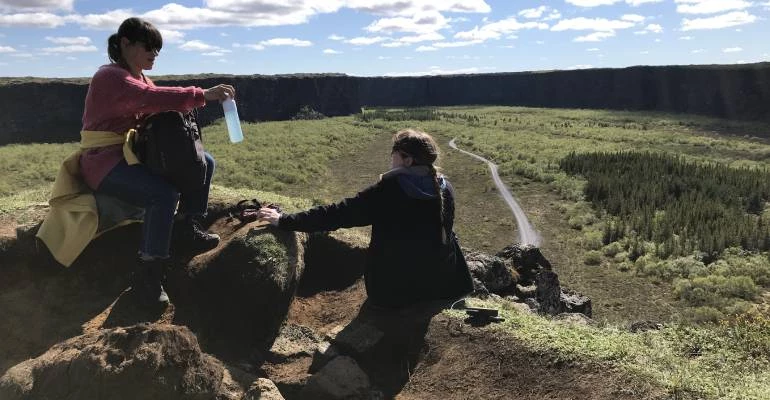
[82,17,234,305]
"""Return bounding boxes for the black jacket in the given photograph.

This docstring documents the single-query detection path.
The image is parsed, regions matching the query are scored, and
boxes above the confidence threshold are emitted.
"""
[279,167,474,308]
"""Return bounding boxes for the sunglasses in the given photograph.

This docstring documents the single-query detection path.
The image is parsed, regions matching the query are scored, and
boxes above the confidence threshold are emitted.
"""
[136,41,161,53]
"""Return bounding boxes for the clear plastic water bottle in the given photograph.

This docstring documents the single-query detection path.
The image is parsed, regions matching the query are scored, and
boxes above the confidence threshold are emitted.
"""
[222,96,243,143]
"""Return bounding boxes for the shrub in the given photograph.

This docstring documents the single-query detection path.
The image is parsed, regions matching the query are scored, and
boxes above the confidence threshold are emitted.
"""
[675,275,760,308]
[582,229,604,250]
[583,250,603,266]
[689,306,724,324]
[617,260,633,272]
[603,241,623,257]
[613,251,629,263]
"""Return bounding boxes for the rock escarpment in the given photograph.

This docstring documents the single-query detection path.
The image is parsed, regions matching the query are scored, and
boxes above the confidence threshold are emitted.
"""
[2,63,769,145]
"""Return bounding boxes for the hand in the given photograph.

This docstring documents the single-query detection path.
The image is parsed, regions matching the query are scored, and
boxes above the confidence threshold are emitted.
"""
[203,84,235,102]
[252,207,281,226]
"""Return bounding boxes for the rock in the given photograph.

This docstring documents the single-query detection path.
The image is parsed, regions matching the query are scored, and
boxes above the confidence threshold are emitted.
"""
[524,298,540,312]
[309,341,341,373]
[628,320,663,333]
[268,324,320,363]
[0,323,246,400]
[326,321,384,356]
[536,270,562,315]
[497,243,552,285]
[300,356,370,400]
[514,284,537,299]
[560,289,592,317]
[173,224,306,350]
[464,251,517,293]
[536,270,592,318]
[245,378,285,400]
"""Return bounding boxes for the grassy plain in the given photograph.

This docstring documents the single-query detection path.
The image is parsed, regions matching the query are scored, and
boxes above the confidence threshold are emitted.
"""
[3,106,770,399]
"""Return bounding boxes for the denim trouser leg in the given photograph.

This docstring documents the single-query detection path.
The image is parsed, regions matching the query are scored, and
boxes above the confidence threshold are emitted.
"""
[97,160,179,258]
[178,152,215,217]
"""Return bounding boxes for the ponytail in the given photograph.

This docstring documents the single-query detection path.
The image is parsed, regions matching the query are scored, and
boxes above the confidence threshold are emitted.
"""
[107,33,122,64]
[429,164,447,244]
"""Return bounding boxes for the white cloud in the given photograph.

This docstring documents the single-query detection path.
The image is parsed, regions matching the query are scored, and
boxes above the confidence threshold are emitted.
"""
[377,56,391,60]
[691,49,705,53]
[40,44,98,53]
[574,31,616,42]
[160,29,185,44]
[328,34,345,41]
[551,17,636,32]
[675,0,752,15]
[180,40,223,52]
[415,45,437,51]
[679,35,693,40]
[242,44,265,50]
[0,45,16,52]
[519,6,548,19]
[567,64,593,69]
[395,32,445,44]
[723,47,743,52]
[45,36,90,45]
[681,11,757,30]
[260,38,312,47]
[637,23,663,34]
[345,0,491,17]
[9,52,33,57]
[381,41,410,47]
[346,36,388,45]
[0,12,65,28]
[640,50,649,54]
[365,11,449,34]
[622,14,645,22]
[566,0,620,7]
[626,0,664,5]
[323,48,342,54]
[433,40,484,47]
[72,9,133,30]
[0,0,73,11]
[384,66,495,77]
[202,50,231,56]
[454,17,548,42]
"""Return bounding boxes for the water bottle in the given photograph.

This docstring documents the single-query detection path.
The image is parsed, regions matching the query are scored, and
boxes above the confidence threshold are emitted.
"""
[222,96,244,143]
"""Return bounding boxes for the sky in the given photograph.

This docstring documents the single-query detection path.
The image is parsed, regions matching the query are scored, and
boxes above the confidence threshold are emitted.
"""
[0,0,768,78]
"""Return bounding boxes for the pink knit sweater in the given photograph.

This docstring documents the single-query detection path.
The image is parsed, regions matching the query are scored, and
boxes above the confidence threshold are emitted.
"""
[79,64,206,189]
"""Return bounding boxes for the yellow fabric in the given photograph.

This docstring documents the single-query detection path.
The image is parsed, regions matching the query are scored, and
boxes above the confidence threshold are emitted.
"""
[36,130,140,267]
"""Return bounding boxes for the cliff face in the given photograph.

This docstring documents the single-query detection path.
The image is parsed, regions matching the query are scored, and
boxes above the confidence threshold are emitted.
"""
[1,63,768,145]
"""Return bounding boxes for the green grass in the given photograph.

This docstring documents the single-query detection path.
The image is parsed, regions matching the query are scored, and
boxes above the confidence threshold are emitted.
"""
[458,297,770,400]
[3,106,770,324]
[4,106,770,398]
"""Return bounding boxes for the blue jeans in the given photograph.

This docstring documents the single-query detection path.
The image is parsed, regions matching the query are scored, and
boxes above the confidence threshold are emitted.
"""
[97,152,216,258]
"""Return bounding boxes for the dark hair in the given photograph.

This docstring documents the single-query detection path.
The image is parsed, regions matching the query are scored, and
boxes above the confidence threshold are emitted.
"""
[392,129,447,243]
[107,17,162,64]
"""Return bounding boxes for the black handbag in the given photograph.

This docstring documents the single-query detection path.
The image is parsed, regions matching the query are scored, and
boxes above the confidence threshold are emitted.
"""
[133,111,207,193]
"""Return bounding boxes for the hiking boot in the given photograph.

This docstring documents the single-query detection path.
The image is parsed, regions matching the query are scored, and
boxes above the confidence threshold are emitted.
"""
[173,216,220,253]
[131,259,170,305]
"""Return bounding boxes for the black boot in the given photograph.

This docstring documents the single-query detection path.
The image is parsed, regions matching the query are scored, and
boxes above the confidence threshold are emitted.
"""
[131,258,170,304]
[173,216,220,253]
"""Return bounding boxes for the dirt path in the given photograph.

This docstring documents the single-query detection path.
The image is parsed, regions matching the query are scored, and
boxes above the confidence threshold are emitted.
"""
[449,138,541,246]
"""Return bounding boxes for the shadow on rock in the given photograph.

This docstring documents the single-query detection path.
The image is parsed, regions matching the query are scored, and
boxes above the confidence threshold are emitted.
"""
[298,300,448,399]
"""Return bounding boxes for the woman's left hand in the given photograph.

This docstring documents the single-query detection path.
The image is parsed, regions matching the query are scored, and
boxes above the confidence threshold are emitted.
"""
[246,207,281,226]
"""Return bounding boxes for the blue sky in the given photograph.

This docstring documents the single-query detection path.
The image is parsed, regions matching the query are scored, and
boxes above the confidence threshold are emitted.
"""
[0,0,768,77]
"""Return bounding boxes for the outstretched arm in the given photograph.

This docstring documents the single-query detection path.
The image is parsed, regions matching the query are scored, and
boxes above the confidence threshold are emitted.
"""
[254,183,383,232]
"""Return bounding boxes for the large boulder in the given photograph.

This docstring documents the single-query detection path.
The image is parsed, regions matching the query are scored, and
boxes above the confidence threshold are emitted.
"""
[464,251,517,293]
[0,323,247,400]
[535,270,592,317]
[497,243,552,285]
[167,222,306,352]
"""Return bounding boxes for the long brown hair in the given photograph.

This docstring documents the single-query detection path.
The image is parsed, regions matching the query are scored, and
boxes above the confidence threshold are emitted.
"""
[391,128,447,243]
[107,17,162,66]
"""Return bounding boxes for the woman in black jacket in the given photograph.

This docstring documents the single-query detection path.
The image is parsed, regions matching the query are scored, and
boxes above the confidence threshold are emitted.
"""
[254,129,473,309]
